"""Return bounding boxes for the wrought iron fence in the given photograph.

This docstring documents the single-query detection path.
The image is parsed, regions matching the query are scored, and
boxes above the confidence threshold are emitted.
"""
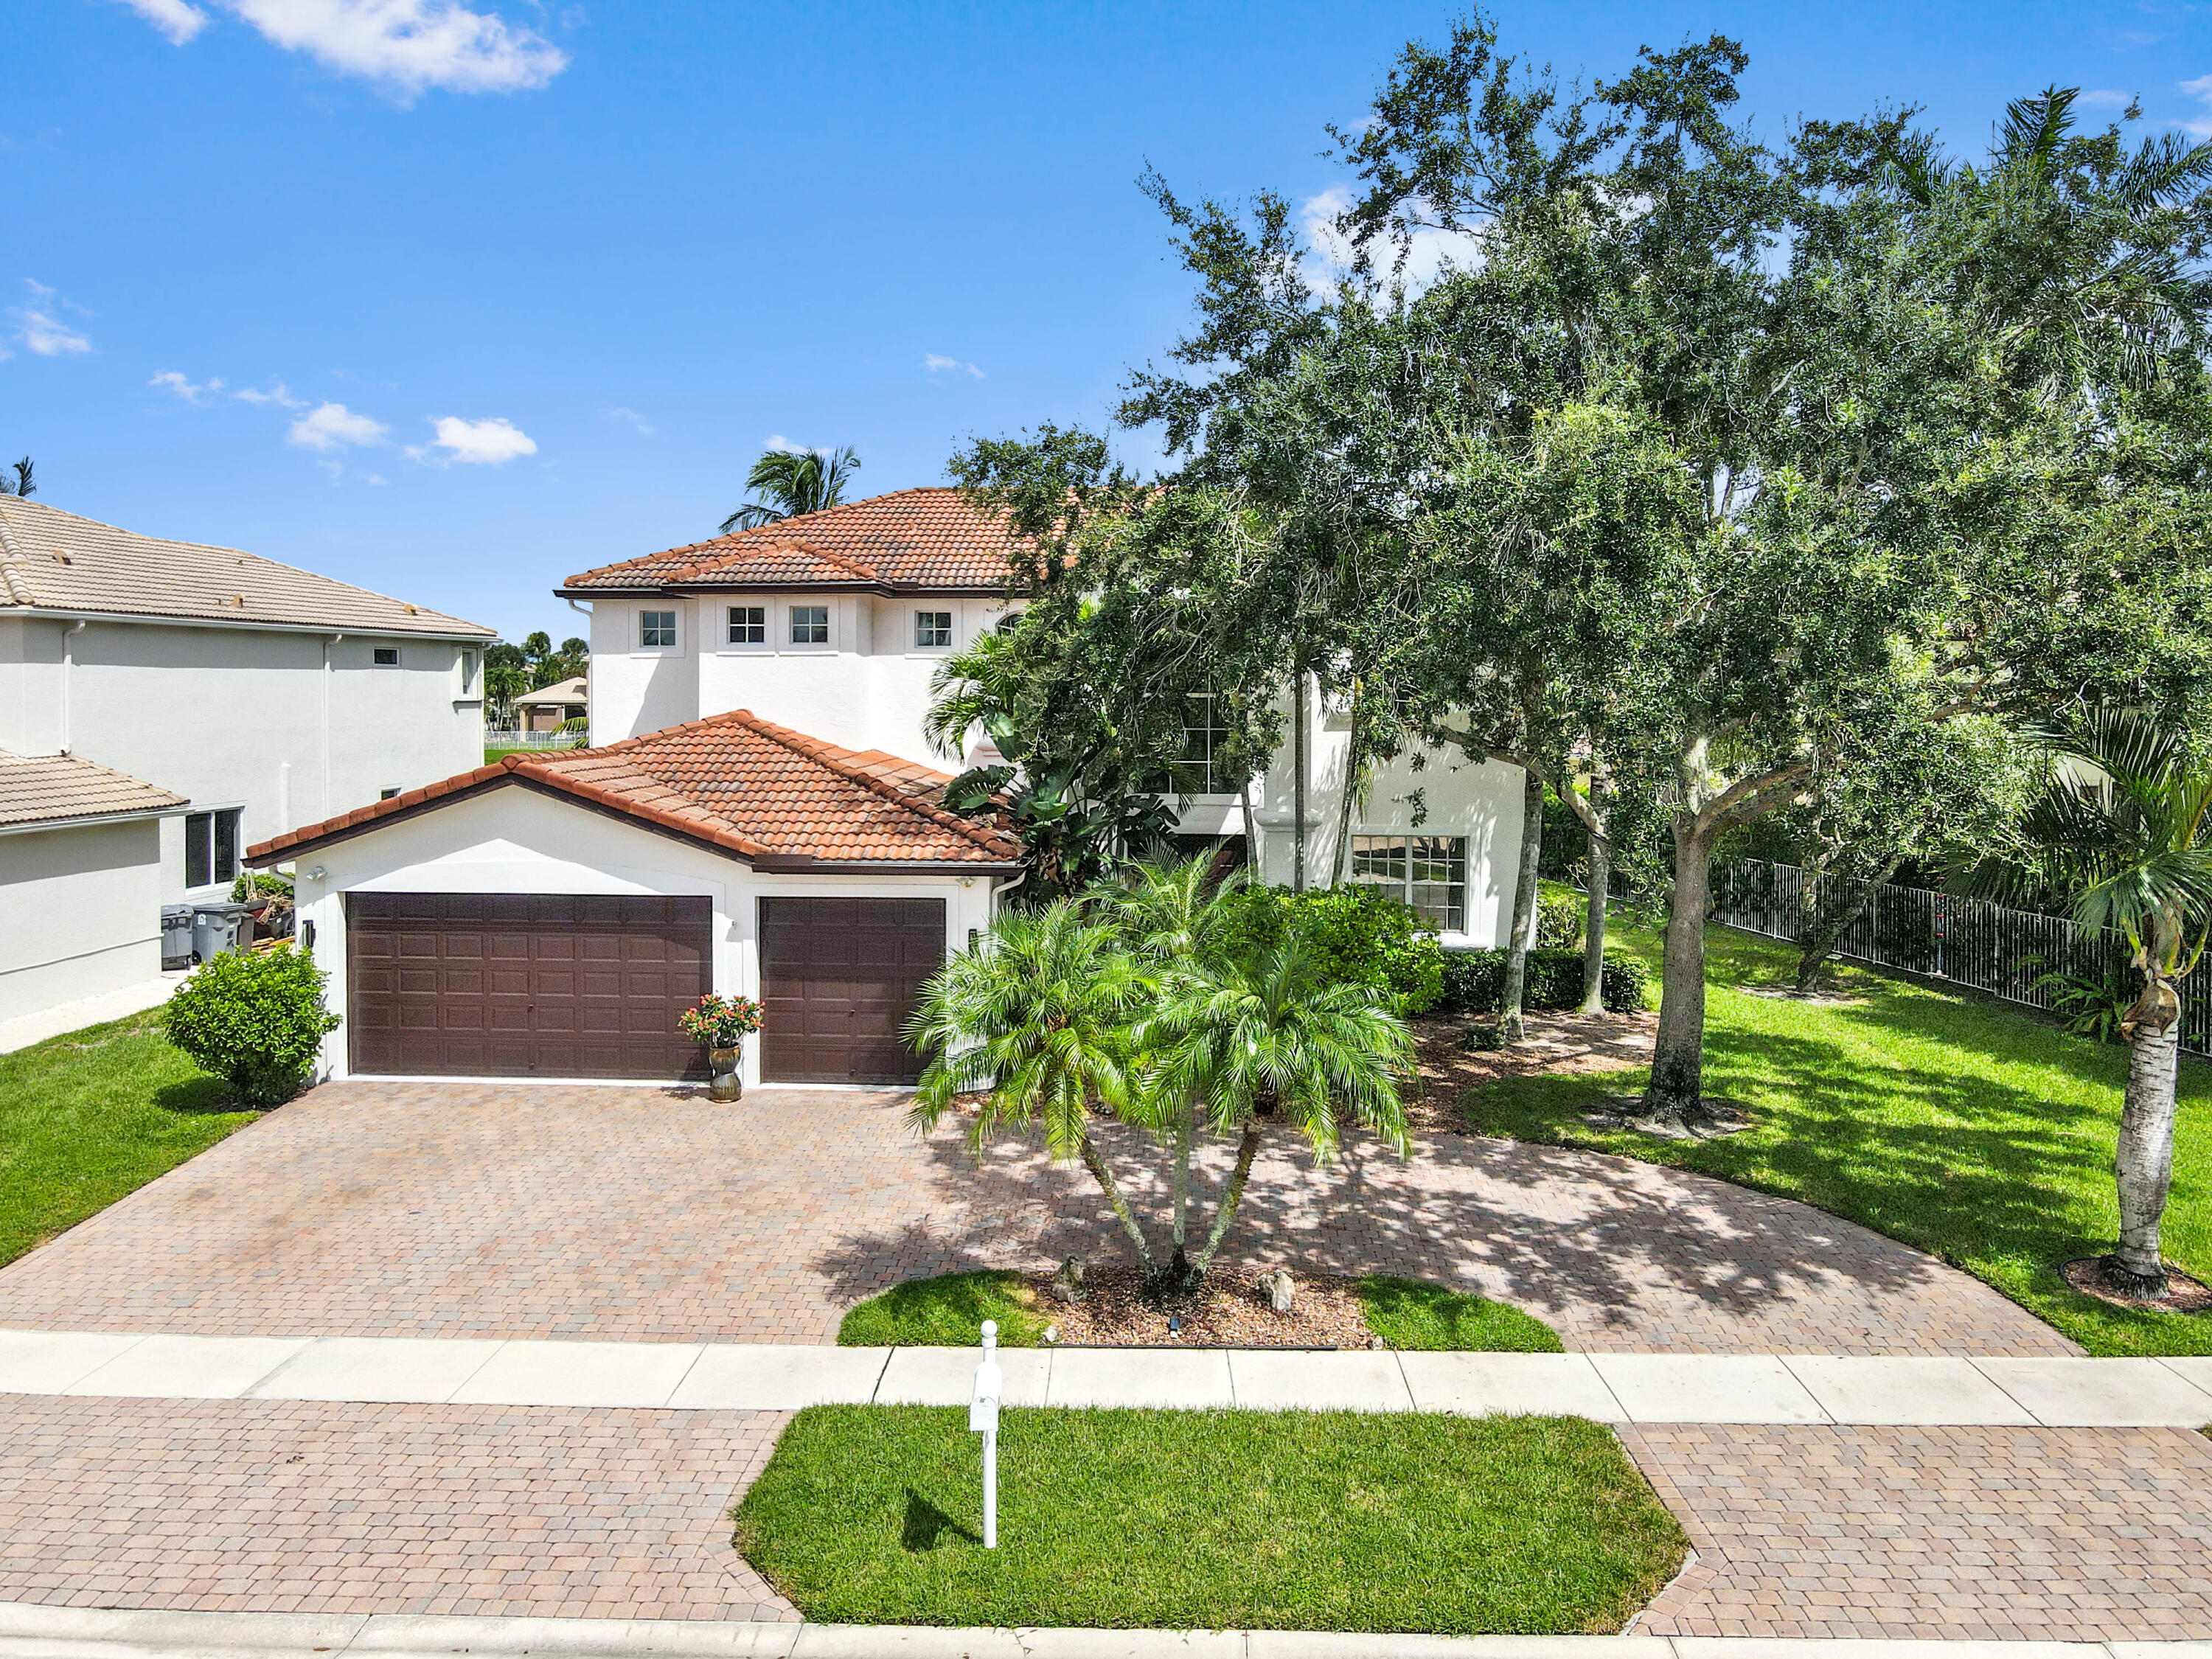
[1710,857,2211,1060]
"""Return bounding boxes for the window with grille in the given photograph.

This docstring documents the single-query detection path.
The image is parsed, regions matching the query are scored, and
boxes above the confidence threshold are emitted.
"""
[790,605,829,644]
[1172,693,1239,793]
[915,610,953,647]
[1349,834,1467,931]
[639,610,677,648]
[728,605,765,644]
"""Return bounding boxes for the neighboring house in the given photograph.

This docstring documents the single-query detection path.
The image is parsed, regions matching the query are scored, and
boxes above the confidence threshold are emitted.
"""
[560,487,1528,946]
[0,495,495,1021]
[248,709,1018,1088]
[0,752,187,1024]
[512,675,587,734]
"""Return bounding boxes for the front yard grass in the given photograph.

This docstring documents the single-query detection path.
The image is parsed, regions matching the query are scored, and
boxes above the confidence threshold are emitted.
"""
[1458,919,2211,1357]
[734,1404,1683,1633]
[0,1008,256,1268]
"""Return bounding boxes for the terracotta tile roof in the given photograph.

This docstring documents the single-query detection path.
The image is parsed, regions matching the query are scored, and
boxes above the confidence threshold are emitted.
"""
[558,487,1026,595]
[0,496,494,638]
[249,709,1020,870]
[0,750,188,830]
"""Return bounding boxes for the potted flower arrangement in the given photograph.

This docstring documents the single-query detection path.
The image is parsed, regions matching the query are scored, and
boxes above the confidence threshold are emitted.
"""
[677,992,762,1102]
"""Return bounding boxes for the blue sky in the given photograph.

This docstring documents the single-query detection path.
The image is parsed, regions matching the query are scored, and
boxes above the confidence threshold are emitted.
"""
[8,0,2211,644]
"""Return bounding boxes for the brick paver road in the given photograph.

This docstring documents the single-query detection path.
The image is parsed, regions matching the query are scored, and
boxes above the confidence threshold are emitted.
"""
[0,1394,793,1621]
[0,1080,2073,1354]
[1628,1422,2212,1641]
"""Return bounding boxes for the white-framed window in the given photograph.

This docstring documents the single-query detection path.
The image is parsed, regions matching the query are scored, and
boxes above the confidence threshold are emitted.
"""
[1349,834,1467,932]
[790,605,830,645]
[639,609,678,649]
[459,647,479,693]
[184,808,242,891]
[915,609,953,648]
[1172,693,1239,794]
[372,646,400,667]
[728,605,766,644]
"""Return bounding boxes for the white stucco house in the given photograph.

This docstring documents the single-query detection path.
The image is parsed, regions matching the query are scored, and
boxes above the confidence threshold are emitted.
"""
[559,487,1529,949]
[0,495,495,1034]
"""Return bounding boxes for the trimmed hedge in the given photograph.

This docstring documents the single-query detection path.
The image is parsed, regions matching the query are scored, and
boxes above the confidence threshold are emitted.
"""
[1219,885,1445,1015]
[1439,946,1649,1015]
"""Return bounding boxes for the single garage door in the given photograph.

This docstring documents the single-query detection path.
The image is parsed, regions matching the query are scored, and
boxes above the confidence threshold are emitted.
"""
[347,893,713,1079]
[759,897,945,1085]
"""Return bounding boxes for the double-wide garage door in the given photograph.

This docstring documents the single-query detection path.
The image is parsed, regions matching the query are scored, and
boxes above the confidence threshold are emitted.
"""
[347,892,947,1084]
[347,894,713,1079]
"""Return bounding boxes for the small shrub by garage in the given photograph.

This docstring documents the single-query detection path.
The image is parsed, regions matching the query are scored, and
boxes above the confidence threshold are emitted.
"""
[1439,947,1649,1015]
[164,945,341,1107]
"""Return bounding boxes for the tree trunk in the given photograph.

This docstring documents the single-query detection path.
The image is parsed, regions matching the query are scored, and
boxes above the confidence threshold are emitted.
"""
[1329,692,1363,886]
[1190,1119,1265,1278]
[1792,854,1902,995]
[2111,985,2182,1295]
[1499,768,1545,1044]
[1579,787,1610,1017]
[1079,1132,1157,1275]
[1293,671,1309,892]
[1239,773,1259,874]
[1642,821,1715,1129]
[1166,1099,1194,1286]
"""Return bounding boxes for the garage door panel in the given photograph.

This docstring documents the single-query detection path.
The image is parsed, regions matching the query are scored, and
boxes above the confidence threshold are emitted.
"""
[759,897,942,1085]
[348,893,712,1079]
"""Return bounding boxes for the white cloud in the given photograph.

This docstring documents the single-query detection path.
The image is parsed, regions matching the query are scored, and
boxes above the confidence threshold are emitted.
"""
[364,473,388,484]
[764,434,836,455]
[2180,75,2212,138]
[151,369,225,403]
[18,308,91,355]
[288,401,389,451]
[604,406,653,434]
[116,0,567,99]
[2079,88,2135,107]
[419,414,536,465]
[114,0,211,42]
[233,380,307,408]
[922,352,984,378]
[1298,185,1483,299]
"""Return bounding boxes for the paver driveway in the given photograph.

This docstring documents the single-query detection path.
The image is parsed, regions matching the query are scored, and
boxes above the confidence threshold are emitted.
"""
[0,1080,2072,1354]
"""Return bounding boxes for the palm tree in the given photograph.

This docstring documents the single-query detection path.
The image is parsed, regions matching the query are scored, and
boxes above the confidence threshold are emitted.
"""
[905,900,1160,1274]
[1971,707,2212,1297]
[720,445,859,534]
[0,456,33,497]
[1140,936,1412,1287]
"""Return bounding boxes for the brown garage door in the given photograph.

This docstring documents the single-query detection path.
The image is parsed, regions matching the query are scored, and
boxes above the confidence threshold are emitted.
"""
[759,897,945,1085]
[347,894,713,1079]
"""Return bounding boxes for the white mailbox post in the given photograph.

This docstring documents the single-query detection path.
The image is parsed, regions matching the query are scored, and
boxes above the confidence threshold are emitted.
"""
[970,1318,1003,1549]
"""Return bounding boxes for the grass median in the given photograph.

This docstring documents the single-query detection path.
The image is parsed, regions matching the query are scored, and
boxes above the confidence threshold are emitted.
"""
[734,1403,1684,1633]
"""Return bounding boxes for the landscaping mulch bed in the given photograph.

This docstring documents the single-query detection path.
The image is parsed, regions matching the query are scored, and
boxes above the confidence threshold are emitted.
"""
[1409,1009,1657,1136]
[2062,1256,2212,1316]
[1029,1265,1377,1349]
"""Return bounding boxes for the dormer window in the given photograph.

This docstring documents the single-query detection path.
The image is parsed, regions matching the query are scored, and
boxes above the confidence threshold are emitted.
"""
[915,610,953,648]
[790,605,830,645]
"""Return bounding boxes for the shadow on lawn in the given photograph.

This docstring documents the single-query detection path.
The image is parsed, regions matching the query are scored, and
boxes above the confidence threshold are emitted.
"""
[902,1488,977,1552]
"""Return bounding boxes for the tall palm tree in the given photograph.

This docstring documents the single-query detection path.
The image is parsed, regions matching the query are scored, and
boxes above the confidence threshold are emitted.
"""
[905,900,1159,1274]
[1141,937,1412,1287]
[1972,707,2212,1296]
[720,445,859,534]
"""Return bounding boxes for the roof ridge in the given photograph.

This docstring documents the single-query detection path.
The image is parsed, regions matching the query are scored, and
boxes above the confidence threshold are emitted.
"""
[724,709,1015,855]
[0,500,32,605]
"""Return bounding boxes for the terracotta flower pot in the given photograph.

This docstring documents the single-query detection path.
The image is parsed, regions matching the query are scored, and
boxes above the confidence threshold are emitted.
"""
[708,1045,742,1102]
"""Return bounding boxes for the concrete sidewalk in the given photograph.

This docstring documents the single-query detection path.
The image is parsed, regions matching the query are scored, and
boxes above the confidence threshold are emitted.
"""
[2,1329,2207,1425]
[2,1601,2211,1659]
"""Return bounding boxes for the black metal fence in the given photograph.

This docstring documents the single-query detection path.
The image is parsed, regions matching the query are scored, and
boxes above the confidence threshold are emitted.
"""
[1709,857,2212,1060]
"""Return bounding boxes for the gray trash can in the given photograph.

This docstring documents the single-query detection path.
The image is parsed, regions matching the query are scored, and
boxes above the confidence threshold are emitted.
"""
[190,901,252,964]
[160,905,196,970]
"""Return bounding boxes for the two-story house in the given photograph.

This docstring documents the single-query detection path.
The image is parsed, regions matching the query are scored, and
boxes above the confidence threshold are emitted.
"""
[557,487,1529,948]
[0,495,495,1035]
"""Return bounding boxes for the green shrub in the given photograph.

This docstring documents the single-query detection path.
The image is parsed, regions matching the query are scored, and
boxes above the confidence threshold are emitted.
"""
[1220,885,1444,1013]
[229,872,294,903]
[164,945,341,1107]
[1535,886,1585,948]
[1438,946,1649,1015]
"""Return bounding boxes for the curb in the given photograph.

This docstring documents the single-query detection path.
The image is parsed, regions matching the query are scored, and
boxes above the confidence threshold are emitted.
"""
[0,1605,2206,1659]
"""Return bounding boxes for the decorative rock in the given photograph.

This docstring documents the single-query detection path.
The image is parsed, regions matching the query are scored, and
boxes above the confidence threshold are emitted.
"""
[1050,1253,1088,1304]
[1042,1324,1060,1346]
[1259,1266,1295,1315]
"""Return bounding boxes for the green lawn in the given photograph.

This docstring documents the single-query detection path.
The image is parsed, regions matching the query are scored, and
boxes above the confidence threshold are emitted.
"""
[733,1405,1684,1633]
[1459,918,2212,1357]
[0,1008,258,1268]
[837,1267,1562,1350]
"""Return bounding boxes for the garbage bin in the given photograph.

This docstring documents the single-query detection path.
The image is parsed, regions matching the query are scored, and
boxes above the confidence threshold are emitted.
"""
[160,905,196,970]
[189,901,252,964]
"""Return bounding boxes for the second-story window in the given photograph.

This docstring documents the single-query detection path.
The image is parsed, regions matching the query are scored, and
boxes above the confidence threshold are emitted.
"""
[790,605,830,645]
[372,646,400,667]
[728,605,765,644]
[639,609,677,648]
[915,610,953,647]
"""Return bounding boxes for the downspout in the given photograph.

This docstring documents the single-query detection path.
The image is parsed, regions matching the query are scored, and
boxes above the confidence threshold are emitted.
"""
[60,620,86,754]
[323,634,343,817]
[566,598,594,744]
